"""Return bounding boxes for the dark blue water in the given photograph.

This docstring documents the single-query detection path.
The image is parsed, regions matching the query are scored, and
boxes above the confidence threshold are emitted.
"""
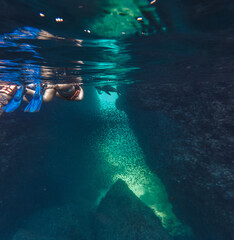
[0,1,233,240]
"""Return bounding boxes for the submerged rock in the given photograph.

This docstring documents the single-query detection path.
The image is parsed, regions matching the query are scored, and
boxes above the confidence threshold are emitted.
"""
[12,229,54,240]
[11,180,172,240]
[92,179,172,240]
[124,55,234,239]
[11,203,90,240]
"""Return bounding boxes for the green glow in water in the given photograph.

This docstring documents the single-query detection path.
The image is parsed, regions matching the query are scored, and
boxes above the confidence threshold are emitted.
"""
[94,92,192,237]
[89,0,163,37]
[90,1,142,37]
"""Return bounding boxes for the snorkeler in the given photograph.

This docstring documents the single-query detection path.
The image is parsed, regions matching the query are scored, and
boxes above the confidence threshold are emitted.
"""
[42,83,84,102]
[0,83,25,113]
[25,83,84,102]
[0,84,17,114]
[0,83,42,113]
[0,82,84,114]
[24,84,43,112]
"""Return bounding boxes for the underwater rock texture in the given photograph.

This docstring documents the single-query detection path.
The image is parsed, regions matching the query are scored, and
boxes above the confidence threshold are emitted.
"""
[92,179,172,240]
[0,113,56,239]
[11,180,173,240]
[12,203,90,240]
[125,61,234,239]
[12,229,54,240]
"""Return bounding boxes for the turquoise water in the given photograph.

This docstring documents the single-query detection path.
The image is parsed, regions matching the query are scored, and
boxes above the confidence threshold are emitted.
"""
[0,1,233,240]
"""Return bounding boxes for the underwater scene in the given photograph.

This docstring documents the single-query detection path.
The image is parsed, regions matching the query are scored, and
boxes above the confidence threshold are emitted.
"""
[0,0,233,239]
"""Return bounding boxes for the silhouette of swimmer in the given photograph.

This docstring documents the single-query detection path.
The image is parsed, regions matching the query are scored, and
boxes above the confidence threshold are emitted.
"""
[95,85,120,96]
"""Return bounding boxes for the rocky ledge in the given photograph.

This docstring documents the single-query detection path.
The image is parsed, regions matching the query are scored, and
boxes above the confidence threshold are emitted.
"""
[126,69,233,239]
[92,179,172,240]
[11,179,172,240]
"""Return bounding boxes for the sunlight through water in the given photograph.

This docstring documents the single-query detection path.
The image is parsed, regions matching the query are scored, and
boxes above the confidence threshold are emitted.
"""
[94,92,192,237]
